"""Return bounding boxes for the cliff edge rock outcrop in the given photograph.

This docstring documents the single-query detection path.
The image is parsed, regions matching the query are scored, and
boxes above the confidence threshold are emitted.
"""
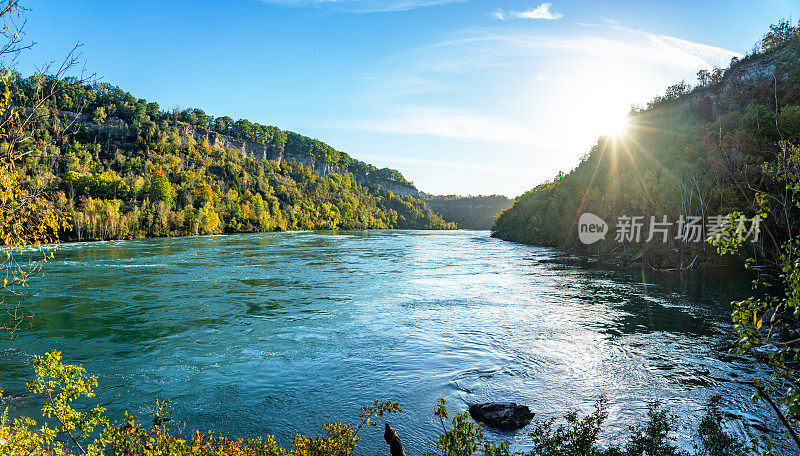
[175,124,419,197]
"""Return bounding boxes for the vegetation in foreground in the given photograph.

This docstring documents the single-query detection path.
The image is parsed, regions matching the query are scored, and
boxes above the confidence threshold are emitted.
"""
[0,353,751,456]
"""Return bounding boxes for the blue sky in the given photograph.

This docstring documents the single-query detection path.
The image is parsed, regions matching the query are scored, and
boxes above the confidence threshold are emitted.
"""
[20,0,800,196]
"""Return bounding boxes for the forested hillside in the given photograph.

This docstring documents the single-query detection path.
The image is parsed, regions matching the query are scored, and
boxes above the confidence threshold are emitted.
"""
[492,20,800,268]
[6,74,453,241]
[422,194,512,229]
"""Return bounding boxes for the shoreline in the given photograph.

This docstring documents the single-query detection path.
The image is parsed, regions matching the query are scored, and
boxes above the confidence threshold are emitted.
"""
[491,231,747,273]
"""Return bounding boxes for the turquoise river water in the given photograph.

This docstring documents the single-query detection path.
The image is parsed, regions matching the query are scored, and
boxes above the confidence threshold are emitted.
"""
[0,230,771,453]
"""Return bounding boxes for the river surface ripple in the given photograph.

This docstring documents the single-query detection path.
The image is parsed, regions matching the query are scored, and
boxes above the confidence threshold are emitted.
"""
[0,230,769,454]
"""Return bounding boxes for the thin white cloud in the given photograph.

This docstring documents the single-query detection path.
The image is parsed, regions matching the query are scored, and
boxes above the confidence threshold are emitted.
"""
[329,106,564,148]
[408,26,740,78]
[651,34,742,70]
[258,0,464,12]
[333,23,742,159]
[494,3,563,21]
[358,27,740,106]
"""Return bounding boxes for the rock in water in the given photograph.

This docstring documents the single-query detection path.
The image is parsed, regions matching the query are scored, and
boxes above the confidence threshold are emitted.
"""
[384,423,406,456]
[468,402,534,431]
[1,391,30,399]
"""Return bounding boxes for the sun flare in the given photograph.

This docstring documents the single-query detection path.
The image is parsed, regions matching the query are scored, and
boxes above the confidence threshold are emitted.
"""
[599,111,630,137]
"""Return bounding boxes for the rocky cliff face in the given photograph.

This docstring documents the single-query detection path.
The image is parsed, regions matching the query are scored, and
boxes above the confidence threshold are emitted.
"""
[685,42,799,116]
[175,124,284,162]
[69,111,420,197]
[174,125,419,197]
[724,47,785,85]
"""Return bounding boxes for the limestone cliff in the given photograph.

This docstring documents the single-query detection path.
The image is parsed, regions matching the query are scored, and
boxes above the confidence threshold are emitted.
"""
[174,124,419,197]
[681,42,799,117]
[73,115,419,197]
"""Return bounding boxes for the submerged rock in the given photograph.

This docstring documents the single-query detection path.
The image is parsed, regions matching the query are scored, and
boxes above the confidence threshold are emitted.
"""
[753,343,782,356]
[468,402,534,431]
[1,391,30,400]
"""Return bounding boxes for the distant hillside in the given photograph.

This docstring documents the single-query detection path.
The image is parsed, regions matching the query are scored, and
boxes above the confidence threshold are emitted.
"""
[10,76,454,240]
[422,194,512,230]
[493,22,800,268]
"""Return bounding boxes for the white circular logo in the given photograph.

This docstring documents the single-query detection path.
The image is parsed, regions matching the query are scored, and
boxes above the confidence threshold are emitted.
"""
[578,213,607,245]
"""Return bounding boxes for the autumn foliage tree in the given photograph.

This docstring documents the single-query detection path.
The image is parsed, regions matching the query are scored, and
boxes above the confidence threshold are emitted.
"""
[0,0,79,338]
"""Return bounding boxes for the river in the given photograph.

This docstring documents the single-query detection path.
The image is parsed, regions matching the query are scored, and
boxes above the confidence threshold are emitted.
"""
[0,230,770,454]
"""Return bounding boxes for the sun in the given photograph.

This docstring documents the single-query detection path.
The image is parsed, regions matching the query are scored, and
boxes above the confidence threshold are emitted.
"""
[599,111,629,138]
[578,99,632,140]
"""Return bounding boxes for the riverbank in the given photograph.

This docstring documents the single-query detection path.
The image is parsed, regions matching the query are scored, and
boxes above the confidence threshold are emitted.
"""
[54,225,457,245]
[491,231,745,272]
[532,249,744,272]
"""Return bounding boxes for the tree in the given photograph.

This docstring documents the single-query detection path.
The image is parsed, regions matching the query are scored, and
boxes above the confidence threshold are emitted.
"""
[195,182,214,207]
[762,19,800,53]
[710,67,724,84]
[149,172,172,205]
[697,69,710,87]
[779,105,800,142]
[91,106,106,124]
[711,142,800,454]
[146,101,159,119]
[0,0,85,339]
[191,108,210,129]
[214,115,233,134]
[197,204,220,234]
